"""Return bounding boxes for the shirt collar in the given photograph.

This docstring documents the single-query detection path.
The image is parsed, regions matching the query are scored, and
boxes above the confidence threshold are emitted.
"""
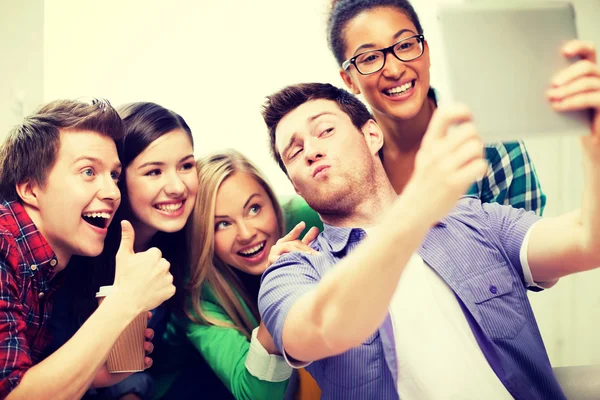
[321,223,367,254]
[2,200,57,273]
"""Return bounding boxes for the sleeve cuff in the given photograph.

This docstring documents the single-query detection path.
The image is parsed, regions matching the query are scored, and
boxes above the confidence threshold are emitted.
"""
[245,327,294,382]
[520,221,558,289]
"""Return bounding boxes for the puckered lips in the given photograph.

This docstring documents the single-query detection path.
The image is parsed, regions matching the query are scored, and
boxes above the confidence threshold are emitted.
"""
[236,240,267,264]
[81,209,113,231]
[312,164,331,180]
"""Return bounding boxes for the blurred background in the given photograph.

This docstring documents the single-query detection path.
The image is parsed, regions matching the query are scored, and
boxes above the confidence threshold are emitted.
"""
[1,0,599,368]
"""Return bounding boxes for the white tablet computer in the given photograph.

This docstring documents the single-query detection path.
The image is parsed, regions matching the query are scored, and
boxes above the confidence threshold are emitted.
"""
[436,1,590,142]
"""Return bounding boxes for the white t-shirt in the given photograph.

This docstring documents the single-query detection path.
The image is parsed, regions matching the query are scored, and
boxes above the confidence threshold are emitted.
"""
[384,223,544,399]
[389,253,513,399]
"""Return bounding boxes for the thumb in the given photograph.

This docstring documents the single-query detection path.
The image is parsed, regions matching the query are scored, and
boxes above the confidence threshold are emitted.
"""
[117,220,135,258]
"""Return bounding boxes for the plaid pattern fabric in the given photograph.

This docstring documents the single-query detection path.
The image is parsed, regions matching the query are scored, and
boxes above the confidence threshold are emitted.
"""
[0,201,60,397]
[466,141,546,215]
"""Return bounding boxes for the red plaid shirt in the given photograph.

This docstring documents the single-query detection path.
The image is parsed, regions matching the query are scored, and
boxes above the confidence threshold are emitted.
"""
[0,201,63,398]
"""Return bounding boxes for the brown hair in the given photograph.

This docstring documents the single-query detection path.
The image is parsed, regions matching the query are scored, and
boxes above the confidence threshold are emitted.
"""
[186,149,285,337]
[262,82,374,174]
[0,99,123,202]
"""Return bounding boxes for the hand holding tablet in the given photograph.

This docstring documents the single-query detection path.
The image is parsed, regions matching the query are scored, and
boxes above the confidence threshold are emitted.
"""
[437,1,594,142]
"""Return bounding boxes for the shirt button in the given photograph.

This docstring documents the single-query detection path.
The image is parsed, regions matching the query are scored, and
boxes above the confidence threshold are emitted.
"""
[489,285,498,294]
[50,259,57,267]
[38,292,45,300]
[30,265,37,271]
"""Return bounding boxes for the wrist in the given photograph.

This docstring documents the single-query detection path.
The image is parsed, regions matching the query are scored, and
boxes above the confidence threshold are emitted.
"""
[256,324,279,354]
[99,290,141,324]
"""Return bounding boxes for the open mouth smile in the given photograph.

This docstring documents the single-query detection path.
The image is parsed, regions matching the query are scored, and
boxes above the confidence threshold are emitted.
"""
[237,241,266,258]
[81,211,111,229]
[383,80,415,97]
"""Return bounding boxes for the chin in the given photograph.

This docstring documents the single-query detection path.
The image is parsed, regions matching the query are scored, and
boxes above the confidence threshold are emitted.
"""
[155,221,187,233]
[77,244,104,257]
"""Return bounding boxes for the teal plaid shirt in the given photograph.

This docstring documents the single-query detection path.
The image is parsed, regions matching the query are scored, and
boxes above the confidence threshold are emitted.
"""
[466,140,546,215]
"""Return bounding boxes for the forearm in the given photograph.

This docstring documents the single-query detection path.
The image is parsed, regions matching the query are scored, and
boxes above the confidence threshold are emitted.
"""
[283,199,430,360]
[7,295,138,400]
[528,210,600,282]
[528,153,600,281]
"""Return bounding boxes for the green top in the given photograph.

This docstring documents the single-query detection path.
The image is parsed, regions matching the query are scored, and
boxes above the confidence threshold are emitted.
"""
[153,197,319,399]
[154,286,289,400]
[280,196,324,236]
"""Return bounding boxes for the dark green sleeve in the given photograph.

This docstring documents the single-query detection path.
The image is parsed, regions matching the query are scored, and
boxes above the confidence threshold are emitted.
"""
[280,196,324,236]
[177,300,288,400]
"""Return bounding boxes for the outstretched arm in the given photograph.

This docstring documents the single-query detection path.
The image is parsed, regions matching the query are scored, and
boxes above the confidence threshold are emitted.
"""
[528,40,600,281]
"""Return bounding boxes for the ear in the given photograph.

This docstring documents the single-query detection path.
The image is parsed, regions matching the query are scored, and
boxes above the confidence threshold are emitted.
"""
[339,69,361,95]
[362,120,385,156]
[16,180,40,208]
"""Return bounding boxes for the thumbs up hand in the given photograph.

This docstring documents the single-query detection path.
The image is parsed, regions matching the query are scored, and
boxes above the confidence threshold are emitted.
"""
[113,220,176,314]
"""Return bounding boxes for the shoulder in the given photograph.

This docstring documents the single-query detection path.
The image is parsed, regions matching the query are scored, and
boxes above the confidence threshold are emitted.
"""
[483,141,530,165]
[444,196,490,224]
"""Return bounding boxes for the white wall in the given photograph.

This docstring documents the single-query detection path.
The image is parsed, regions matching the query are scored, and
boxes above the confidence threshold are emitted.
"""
[38,0,600,367]
[0,0,44,142]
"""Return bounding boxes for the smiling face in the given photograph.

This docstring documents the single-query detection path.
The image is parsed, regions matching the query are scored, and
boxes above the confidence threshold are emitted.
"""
[213,171,279,275]
[275,99,381,215]
[31,130,122,264]
[340,6,431,121]
[125,129,198,241]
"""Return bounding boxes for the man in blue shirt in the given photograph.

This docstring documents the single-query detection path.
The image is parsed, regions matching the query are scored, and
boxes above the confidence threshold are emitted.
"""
[258,41,600,400]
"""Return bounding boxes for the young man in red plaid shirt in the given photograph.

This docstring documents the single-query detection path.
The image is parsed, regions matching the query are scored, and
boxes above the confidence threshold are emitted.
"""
[0,99,176,399]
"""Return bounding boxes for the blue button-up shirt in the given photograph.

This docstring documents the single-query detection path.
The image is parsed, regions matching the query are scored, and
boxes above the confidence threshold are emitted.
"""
[259,197,566,399]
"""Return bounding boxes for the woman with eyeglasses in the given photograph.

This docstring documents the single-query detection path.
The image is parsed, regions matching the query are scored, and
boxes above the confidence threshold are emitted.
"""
[324,0,546,214]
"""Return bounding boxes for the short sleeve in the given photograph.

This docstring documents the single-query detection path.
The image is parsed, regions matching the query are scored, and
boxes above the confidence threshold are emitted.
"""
[258,253,320,361]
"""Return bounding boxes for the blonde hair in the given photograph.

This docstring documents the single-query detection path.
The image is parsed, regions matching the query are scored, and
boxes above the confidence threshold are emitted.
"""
[186,149,285,337]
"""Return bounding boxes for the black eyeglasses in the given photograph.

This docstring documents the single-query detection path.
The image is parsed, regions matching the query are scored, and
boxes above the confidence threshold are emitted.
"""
[342,35,425,75]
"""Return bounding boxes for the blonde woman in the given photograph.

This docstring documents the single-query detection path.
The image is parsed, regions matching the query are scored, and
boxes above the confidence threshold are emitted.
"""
[159,150,320,400]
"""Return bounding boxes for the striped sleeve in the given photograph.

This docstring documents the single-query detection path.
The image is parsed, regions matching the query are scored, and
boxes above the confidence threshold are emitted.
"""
[258,253,320,361]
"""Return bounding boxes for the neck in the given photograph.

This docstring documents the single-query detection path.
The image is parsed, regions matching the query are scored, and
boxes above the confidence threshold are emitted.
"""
[374,93,436,194]
[375,92,436,153]
[319,168,397,228]
[22,204,70,273]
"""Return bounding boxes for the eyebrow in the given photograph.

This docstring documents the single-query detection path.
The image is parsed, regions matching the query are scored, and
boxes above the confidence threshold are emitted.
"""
[281,112,335,159]
[214,193,261,219]
[73,156,122,170]
[352,29,416,56]
[137,154,194,170]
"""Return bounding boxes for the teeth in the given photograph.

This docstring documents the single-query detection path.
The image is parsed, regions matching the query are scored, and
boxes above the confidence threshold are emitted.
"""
[387,81,413,95]
[240,242,264,255]
[156,202,183,212]
[82,212,110,219]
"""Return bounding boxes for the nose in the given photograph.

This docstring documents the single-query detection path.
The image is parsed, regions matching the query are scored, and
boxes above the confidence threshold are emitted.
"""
[381,51,405,79]
[236,220,257,244]
[164,172,186,197]
[98,177,120,202]
[303,138,325,166]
